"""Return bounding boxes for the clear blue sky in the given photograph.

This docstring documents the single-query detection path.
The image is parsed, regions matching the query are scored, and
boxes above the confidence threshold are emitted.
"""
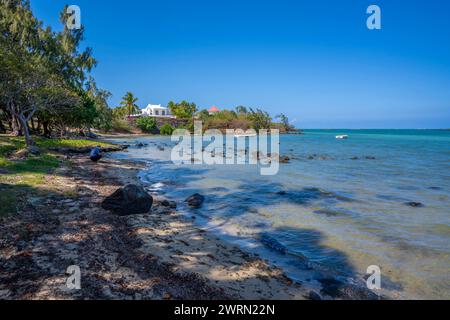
[31,0,450,128]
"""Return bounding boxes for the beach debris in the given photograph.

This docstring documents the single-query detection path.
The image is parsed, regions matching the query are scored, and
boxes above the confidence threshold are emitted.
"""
[162,292,172,300]
[101,184,153,215]
[404,201,424,208]
[185,193,205,208]
[260,233,288,254]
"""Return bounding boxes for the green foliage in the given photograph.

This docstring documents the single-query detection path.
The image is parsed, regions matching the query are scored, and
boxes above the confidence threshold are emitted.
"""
[197,106,272,132]
[235,105,248,115]
[168,100,197,119]
[275,113,294,132]
[111,118,133,133]
[159,124,174,135]
[136,117,158,133]
[248,108,272,131]
[0,0,112,141]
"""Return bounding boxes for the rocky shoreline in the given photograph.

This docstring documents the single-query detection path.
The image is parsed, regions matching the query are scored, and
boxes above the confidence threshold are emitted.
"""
[0,141,382,300]
[0,148,312,299]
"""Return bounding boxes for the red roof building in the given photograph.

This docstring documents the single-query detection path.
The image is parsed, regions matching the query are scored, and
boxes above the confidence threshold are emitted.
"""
[208,106,220,114]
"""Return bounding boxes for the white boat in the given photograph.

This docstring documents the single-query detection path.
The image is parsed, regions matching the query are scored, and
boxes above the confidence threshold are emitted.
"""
[234,133,257,138]
[336,135,348,139]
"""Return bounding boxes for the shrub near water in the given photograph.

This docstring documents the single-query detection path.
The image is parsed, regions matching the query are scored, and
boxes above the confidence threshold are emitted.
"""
[136,117,158,133]
[159,124,174,135]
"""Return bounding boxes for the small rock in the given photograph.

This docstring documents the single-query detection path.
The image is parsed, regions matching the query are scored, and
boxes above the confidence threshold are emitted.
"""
[279,156,290,163]
[161,199,177,209]
[136,142,147,148]
[405,201,424,208]
[185,193,205,208]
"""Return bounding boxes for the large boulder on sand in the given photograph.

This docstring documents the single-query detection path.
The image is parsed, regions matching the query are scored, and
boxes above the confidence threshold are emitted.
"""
[102,184,153,215]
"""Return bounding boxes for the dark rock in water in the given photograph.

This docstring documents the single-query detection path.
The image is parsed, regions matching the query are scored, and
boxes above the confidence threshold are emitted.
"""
[276,190,287,196]
[318,278,379,300]
[428,186,442,191]
[405,201,424,208]
[260,233,288,254]
[350,156,359,160]
[102,184,153,215]
[161,199,177,209]
[308,291,322,300]
[314,209,342,217]
[136,142,147,148]
[365,156,376,160]
[185,193,205,208]
[279,156,290,163]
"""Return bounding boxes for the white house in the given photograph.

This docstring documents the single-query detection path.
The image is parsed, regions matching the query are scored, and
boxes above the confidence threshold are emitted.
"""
[139,104,175,118]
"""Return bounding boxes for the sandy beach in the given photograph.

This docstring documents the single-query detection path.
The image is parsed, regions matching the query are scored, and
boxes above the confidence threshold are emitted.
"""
[0,148,314,300]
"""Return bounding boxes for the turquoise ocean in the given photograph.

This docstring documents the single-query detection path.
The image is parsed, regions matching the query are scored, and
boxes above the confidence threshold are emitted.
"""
[110,129,450,299]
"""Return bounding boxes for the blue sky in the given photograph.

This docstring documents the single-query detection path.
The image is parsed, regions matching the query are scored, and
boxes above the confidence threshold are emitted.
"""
[31,0,450,128]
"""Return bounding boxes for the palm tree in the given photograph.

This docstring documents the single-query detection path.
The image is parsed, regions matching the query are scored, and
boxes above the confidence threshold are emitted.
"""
[120,92,139,116]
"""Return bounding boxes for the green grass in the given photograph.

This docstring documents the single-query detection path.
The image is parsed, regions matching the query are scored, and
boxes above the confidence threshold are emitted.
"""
[0,135,116,217]
[35,137,114,149]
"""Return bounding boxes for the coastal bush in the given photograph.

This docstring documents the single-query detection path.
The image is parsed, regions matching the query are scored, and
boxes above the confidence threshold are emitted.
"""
[136,117,158,133]
[111,118,133,133]
[168,101,197,119]
[159,124,174,135]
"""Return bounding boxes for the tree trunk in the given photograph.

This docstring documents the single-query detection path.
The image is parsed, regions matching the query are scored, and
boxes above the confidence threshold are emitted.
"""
[0,119,6,133]
[17,114,34,147]
[11,114,22,136]
[43,121,51,137]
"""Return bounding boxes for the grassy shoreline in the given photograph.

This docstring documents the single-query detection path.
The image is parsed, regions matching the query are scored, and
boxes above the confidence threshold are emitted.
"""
[0,134,116,217]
